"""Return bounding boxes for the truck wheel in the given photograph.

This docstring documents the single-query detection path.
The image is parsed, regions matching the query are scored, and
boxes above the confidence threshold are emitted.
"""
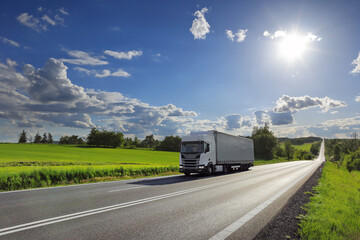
[184,173,191,176]
[207,165,213,176]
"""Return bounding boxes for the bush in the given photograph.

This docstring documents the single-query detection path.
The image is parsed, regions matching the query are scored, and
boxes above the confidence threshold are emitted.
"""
[345,150,360,173]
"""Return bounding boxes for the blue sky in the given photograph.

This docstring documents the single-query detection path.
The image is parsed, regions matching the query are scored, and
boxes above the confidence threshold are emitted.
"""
[0,0,360,142]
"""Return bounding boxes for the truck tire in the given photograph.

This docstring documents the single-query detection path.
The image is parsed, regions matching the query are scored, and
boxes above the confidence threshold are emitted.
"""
[207,164,213,176]
[184,172,191,176]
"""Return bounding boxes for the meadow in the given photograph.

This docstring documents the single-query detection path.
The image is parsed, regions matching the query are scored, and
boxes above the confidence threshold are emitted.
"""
[0,141,319,191]
[299,162,360,239]
[0,144,179,190]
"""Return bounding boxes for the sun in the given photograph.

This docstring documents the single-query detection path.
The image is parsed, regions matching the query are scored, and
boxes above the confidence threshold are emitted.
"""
[278,34,307,61]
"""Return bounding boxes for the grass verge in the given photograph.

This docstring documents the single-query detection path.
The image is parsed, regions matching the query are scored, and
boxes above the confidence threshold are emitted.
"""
[298,162,360,240]
[0,166,179,191]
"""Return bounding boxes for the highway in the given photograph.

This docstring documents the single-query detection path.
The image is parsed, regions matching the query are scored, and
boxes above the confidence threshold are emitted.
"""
[0,142,324,240]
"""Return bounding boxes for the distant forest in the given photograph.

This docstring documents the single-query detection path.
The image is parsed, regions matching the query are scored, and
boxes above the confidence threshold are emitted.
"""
[277,137,322,145]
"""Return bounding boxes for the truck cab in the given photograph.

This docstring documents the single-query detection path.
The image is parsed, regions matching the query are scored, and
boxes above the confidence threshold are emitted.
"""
[179,133,215,176]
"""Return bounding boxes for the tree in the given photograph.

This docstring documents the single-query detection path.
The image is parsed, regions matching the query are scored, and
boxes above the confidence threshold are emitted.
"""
[33,133,42,143]
[86,128,124,148]
[141,135,158,148]
[156,136,182,152]
[274,145,284,158]
[47,133,53,144]
[284,140,295,160]
[60,135,84,144]
[251,124,277,159]
[18,130,28,143]
[134,137,141,147]
[41,133,48,144]
[310,142,321,156]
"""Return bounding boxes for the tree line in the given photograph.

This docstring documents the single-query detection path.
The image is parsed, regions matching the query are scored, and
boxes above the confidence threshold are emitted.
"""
[18,130,53,144]
[17,128,181,152]
[251,124,319,161]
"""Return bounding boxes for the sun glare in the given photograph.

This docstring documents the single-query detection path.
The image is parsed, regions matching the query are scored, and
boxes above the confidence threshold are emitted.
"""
[278,34,306,61]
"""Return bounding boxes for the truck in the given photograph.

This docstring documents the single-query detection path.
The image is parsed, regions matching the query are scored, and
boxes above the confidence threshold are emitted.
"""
[179,131,254,176]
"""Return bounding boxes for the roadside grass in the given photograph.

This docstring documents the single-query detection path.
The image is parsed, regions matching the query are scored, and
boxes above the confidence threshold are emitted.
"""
[0,144,179,191]
[299,162,360,240]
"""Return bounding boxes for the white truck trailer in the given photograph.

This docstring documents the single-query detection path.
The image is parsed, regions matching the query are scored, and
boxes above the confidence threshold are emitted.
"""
[179,131,254,176]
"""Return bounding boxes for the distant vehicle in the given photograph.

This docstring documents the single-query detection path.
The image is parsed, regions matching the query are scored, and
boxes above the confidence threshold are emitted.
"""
[179,131,254,176]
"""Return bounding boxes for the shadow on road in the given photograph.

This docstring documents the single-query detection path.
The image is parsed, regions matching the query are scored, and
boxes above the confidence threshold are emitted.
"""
[129,171,248,186]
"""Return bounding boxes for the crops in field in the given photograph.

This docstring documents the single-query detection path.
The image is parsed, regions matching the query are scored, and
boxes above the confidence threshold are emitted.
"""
[299,162,360,239]
[0,144,179,191]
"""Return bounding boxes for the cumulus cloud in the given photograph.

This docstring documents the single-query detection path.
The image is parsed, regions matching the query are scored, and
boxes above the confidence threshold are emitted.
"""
[263,30,287,39]
[95,69,131,78]
[273,95,347,113]
[59,50,108,65]
[0,58,198,136]
[226,29,248,42]
[224,114,253,129]
[225,30,235,41]
[0,36,19,47]
[253,110,294,126]
[104,50,143,60]
[263,30,321,42]
[190,7,210,40]
[350,52,360,74]
[17,8,68,32]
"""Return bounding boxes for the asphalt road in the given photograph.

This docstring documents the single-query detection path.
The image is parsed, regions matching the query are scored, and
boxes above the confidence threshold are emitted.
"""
[0,142,325,240]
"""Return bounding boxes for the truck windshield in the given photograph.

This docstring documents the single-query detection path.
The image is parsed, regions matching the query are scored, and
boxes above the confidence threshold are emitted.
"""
[180,143,204,153]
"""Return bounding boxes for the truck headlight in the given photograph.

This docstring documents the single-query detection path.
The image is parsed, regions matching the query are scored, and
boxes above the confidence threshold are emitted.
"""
[179,165,183,168]
[198,165,204,169]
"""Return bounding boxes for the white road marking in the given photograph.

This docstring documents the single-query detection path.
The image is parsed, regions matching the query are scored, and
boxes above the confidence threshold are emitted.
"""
[209,160,323,240]
[0,180,235,236]
[108,186,147,192]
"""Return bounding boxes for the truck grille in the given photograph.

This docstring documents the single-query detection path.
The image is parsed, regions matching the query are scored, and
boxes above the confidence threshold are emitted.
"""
[181,154,200,168]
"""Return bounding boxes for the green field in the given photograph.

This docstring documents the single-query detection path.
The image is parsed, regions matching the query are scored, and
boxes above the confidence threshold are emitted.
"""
[299,162,360,239]
[0,143,179,175]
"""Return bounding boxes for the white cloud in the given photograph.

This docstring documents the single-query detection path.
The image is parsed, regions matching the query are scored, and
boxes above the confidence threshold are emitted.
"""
[190,7,210,40]
[42,15,56,26]
[0,36,19,47]
[17,8,68,32]
[263,30,287,39]
[235,29,248,42]
[59,50,108,65]
[350,52,360,74]
[226,29,248,42]
[330,111,339,114]
[273,95,347,113]
[263,30,321,42]
[104,50,143,60]
[95,69,131,78]
[17,13,44,32]
[356,94,360,102]
[74,67,93,75]
[74,67,131,78]
[253,110,294,126]
[225,30,235,41]
[305,32,322,42]
[58,7,69,15]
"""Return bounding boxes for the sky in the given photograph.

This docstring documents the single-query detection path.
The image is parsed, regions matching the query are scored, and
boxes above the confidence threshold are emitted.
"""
[0,0,360,142]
